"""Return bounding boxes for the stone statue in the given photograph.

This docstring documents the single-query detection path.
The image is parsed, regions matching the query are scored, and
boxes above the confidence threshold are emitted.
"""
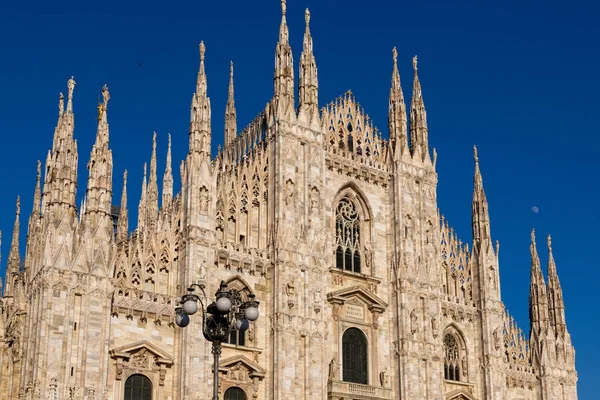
[410,309,418,334]
[199,187,209,213]
[461,357,468,377]
[379,367,389,387]
[431,316,439,338]
[328,355,339,379]
[101,84,110,106]
[199,259,207,281]
[412,55,418,71]
[58,93,64,114]
[493,327,500,350]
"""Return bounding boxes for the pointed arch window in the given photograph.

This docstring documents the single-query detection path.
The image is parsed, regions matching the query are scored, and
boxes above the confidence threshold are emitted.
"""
[342,328,368,384]
[335,196,361,273]
[443,332,465,381]
[124,374,152,400]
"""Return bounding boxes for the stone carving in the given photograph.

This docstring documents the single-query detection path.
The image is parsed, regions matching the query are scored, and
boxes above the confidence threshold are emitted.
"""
[284,179,294,205]
[286,281,295,308]
[130,348,155,369]
[493,327,500,350]
[431,315,439,338]
[199,186,209,213]
[410,309,418,334]
[462,357,468,377]
[310,186,320,212]
[227,362,247,382]
[313,288,322,313]
[199,259,207,281]
[328,355,340,380]
[379,367,389,387]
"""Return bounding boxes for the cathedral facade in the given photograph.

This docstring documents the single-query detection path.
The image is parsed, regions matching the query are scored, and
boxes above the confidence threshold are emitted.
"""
[0,3,577,400]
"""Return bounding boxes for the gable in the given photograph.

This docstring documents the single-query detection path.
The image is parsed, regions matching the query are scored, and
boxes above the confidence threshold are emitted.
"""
[327,285,388,313]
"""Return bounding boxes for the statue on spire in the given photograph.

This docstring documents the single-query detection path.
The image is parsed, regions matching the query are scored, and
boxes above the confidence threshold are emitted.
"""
[199,41,206,62]
[67,76,76,100]
[102,84,110,107]
[413,56,418,72]
[393,47,398,66]
[473,145,478,162]
[531,228,536,245]
[547,234,552,251]
[305,8,310,26]
[281,0,287,16]
[58,93,64,114]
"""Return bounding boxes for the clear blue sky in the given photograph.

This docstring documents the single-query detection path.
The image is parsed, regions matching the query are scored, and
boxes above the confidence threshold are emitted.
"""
[1,0,598,397]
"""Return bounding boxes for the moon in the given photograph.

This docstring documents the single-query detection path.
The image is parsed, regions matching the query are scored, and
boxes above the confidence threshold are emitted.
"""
[531,206,539,214]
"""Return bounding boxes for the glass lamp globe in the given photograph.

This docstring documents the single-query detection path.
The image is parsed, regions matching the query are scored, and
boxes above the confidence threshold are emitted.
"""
[236,318,250,331]
[183,299,198,315]
[216,296,232,313]
[244,306,259,321]
[176,312,190,328]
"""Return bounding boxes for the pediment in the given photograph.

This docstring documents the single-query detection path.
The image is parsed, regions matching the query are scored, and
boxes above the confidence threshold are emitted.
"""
[327,285,388,313]
[109,340,174,365]
[446,388,478,400]
[218,354,266,379]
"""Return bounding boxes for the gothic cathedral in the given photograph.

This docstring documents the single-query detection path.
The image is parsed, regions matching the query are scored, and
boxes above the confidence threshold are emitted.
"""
[0,2,577,399]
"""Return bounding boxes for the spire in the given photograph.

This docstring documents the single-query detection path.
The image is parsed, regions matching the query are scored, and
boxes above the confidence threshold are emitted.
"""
[471,146,492,245]
[117,170,128,243]
[30,160,42,219]
[147,133,159,229]
[388,47,408,159]
[274,0,294,105]
[189,42,212,155]
[4,198,21,297]
[298,8,319,123]
[409,56,430,162]
[85,84,113,222]
[138,163,147,232]
[162,134,173,207]
[546,234,567,337]
[224,62,237,147]
[529,229,549,336]
[44,77,79,217]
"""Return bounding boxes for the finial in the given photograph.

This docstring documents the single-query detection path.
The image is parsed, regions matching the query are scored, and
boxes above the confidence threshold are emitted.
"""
[37,160,41,178]
[230,60,234,78]
[473,145,478,162]
[547,234,552,251]
[412,56,418,72]
[16,196,20,216]
[168,132,172,148]
[153,131,157,147]
[199,41,206,62]
[305,8,310,26]
[281,0,287,16]
[58,93,64,114]
[102,84,110,107]
[392,47,398,66]
[143,162,147,177]
[123,169,128,184]
[531,228,536,245]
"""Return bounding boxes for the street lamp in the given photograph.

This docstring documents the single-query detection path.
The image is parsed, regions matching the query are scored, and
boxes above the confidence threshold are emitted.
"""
[175,280,260,400]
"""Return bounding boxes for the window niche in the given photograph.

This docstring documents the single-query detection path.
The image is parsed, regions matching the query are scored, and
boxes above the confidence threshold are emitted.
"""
[443,329,468,383]
[333,189,373,276]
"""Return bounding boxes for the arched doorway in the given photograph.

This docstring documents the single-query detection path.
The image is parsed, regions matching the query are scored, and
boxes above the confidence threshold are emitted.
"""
[342,327,368,384]
[224,386,247,400]
[124,374,152,400]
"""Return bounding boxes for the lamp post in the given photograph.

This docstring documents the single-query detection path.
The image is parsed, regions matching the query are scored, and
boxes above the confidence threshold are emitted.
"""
[175,280,260,400]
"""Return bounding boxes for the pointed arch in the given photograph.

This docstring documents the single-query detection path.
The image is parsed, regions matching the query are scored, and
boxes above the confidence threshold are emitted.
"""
[443,324,469,382]
[332,183,373,274]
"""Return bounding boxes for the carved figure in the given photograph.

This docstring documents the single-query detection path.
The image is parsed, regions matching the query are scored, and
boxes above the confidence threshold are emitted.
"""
[379,367,389,387]
[493,327,500,350]
[328,355,339,379]
[199,259,207,281]
[199,187,209,213]
[431,316,439,338]
[410,309,418,334]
